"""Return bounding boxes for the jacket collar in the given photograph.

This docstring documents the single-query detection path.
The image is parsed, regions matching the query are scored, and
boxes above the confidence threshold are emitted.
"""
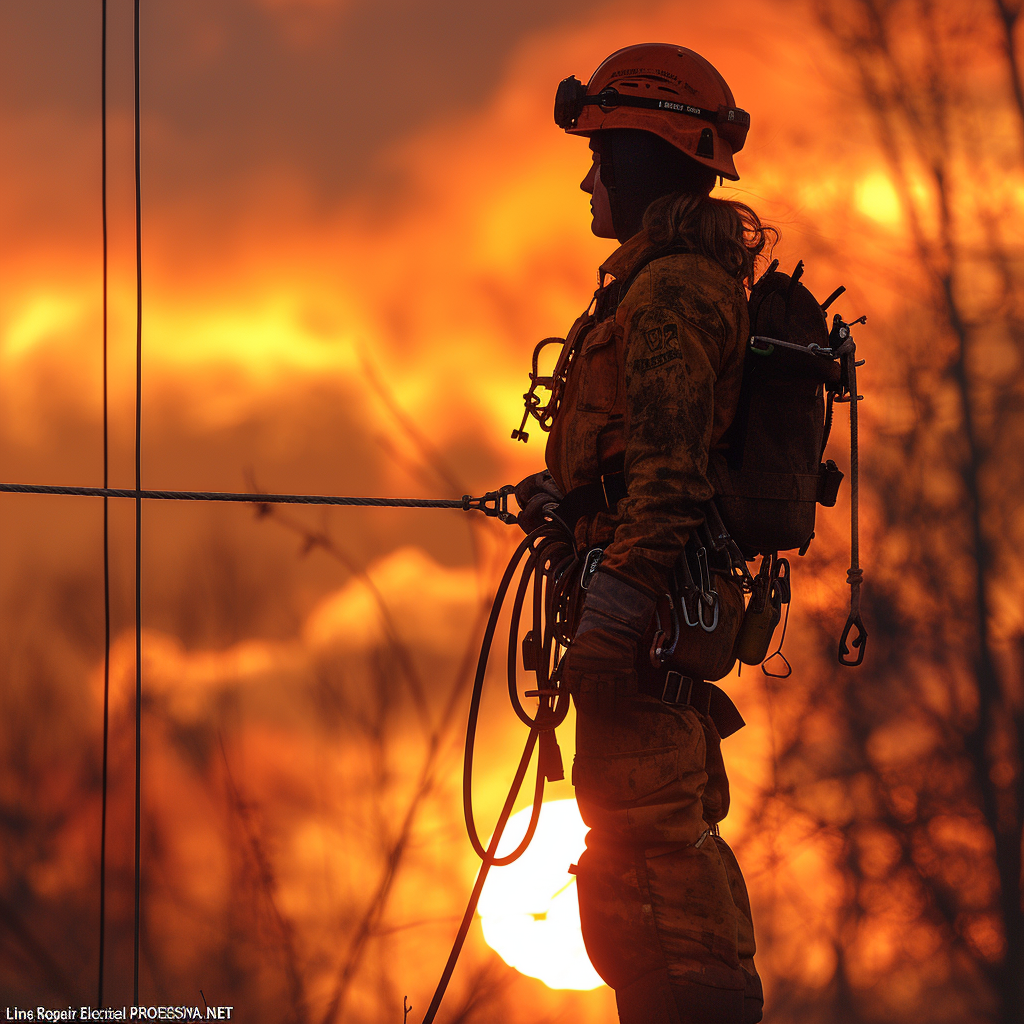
[598,229,660,286]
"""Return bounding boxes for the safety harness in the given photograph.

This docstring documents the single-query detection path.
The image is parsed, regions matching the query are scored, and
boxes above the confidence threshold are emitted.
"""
[513,251,868,671]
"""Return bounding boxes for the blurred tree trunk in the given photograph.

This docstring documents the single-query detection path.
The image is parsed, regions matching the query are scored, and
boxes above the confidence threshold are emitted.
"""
[771,1,1024,1020]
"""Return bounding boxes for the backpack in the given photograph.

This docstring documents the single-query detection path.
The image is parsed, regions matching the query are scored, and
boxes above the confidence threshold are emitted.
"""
[710,259,846,557]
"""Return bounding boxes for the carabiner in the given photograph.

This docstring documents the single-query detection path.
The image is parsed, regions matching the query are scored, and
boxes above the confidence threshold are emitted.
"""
[838,612,867,666]
[650,593,682,666]
[663,592,681,656]
[698,591,719,633]
[680,591,700,629]
[695,546,714,603]
[772,557,791,605]
[580,547,604,590]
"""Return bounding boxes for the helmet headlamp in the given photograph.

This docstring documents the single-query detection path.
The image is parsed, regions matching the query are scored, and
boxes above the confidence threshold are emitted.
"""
[554,75,588,129]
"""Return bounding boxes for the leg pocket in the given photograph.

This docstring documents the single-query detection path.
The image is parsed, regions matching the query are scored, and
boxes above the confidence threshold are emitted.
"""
[575,698,708,846]
[570,671,640,718]
[575,845,665,992]
[573,744,679,804]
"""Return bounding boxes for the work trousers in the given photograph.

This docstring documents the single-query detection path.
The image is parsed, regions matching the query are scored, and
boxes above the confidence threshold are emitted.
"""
[569,670,763,1024]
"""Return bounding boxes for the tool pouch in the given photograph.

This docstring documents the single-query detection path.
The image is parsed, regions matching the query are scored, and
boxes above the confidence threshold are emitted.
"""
[644,543,745,683]
[735,556,784,665]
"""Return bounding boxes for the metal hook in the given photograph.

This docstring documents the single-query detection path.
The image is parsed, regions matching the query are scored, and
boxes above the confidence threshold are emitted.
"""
[695,546,714,602]
[511,337,568,442]
[650,590,682,665]
[698,591,719,633]
[838,612,867,666]
[680,591,700,629]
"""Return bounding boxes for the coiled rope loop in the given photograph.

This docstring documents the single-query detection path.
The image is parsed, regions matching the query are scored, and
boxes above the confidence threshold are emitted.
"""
[421,511,580,1023]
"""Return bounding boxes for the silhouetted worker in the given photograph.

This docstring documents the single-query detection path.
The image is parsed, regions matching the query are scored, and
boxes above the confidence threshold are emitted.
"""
[516,43,772,1024]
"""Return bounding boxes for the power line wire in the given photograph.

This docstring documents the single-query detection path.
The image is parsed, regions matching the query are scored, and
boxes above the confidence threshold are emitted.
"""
[97,0,110,1009]
[132,0,142,1006]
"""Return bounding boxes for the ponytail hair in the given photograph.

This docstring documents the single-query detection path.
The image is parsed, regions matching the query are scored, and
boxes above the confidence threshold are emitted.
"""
[641,191,778,288]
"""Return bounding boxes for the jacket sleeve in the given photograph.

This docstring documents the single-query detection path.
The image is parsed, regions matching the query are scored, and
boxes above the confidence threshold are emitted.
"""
[596,258,741,597]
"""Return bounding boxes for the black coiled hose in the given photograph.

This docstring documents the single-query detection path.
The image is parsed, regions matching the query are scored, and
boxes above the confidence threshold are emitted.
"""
[420,512,581,1023]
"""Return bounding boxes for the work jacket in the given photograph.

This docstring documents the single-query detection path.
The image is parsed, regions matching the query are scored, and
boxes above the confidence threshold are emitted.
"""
[545,230,748,599]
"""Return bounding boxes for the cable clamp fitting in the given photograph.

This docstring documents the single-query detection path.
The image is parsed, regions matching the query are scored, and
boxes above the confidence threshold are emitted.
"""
[463,485,517,524]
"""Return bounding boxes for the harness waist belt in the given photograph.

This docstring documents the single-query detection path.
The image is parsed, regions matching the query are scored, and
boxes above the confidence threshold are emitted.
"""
[638,671,746,738]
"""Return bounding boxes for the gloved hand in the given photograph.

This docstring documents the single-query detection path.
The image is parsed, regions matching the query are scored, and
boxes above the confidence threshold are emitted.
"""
[514,470,564,533]
[563,572,656,711]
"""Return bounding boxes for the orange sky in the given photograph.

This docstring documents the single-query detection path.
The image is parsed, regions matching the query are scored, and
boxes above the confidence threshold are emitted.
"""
[0,0,905,458]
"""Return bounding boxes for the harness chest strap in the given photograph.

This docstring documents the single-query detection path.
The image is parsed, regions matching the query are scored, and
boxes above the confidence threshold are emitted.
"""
[547,299,602,406]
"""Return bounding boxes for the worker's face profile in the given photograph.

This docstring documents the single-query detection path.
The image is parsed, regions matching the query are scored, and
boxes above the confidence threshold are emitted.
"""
[580,145,616,239]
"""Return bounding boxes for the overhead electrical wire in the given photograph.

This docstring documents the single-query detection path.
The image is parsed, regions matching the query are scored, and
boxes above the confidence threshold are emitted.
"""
[97,0,110,1011]
[133,0,142,1006]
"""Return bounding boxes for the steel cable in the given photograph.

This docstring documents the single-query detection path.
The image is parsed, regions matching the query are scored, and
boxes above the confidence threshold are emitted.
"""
[0,482,473,508]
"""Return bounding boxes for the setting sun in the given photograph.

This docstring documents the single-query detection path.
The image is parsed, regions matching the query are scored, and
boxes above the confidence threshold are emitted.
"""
[478,799,604,992]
